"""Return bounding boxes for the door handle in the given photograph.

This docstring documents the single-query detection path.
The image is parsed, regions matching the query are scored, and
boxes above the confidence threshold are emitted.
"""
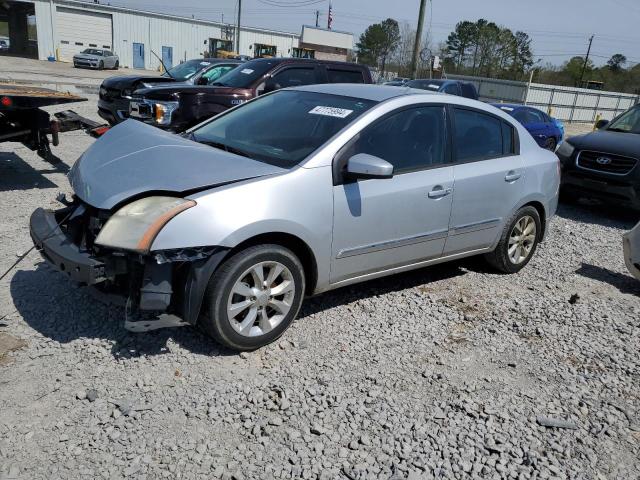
[428,187,453,199]
[505,171,521,182]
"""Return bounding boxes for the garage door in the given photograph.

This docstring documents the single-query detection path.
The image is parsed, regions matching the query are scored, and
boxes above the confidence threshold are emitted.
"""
[56,7,113,62]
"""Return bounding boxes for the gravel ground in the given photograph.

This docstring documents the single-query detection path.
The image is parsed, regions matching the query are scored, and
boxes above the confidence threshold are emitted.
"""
[1,66,639,479]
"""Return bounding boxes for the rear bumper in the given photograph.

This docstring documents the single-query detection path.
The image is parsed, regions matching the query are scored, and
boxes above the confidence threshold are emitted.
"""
[29,207,106,285]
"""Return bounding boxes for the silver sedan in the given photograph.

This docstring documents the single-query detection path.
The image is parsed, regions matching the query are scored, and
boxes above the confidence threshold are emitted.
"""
[73,48,119,70]
[30,84,559,350]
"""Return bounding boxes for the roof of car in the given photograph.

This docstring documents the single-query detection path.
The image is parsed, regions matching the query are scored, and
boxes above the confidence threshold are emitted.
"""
[294,83,437,102]
[189,58,242,64]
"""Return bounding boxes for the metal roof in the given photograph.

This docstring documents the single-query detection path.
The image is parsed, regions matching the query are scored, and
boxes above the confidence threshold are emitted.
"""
[48,0,301,38]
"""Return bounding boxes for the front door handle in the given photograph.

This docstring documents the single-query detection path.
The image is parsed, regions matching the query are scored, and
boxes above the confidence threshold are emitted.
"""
[428,186,453,199]
[505,171,521,182]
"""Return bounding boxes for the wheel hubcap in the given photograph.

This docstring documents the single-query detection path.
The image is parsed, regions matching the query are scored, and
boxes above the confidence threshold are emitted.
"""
[227,261,295,338]
[508,215,537,265]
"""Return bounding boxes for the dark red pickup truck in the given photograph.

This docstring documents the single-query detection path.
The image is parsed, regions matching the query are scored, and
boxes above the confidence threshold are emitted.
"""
[126,57,373,131]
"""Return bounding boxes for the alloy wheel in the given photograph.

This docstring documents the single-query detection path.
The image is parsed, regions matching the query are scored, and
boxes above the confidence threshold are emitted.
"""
[508,215,537,264]
[226,261,296,337]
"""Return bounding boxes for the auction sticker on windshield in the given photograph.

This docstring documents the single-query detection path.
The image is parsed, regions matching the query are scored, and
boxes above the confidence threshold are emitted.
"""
[309,106,353,118]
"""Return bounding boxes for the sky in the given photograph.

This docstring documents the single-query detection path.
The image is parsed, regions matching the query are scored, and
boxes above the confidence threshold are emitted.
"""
[102,0,640,67]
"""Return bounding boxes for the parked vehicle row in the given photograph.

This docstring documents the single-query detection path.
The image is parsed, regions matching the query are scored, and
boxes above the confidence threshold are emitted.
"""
[30,84,560,350]
[98,58,243,125]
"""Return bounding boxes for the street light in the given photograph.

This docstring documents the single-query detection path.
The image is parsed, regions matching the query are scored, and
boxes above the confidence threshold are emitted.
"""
[524,58,542,106]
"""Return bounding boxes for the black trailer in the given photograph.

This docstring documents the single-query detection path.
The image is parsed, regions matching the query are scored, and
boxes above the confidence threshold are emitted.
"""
[0,83,109,163]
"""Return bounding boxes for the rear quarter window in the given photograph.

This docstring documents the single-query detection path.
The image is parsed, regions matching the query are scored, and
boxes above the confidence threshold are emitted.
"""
[327,68,365,84]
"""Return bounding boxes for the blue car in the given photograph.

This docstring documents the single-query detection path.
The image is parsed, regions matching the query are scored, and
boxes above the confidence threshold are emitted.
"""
[492,104,563,150]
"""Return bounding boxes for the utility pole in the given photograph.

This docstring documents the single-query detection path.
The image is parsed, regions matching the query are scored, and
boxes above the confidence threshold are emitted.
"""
[315,10,319,27]
[235,0,242,55]
[410,0,427,79]
[579,35,594,88]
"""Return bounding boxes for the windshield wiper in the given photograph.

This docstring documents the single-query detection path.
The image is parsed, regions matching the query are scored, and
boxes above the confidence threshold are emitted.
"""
[197,140,254,159]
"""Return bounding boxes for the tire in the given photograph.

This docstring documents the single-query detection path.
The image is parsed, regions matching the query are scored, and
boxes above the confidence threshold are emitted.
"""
[113,60,119,70]
[485,206,541,274]
[200,244,305,351]
[98,60,104,70]
[544,137,557,151]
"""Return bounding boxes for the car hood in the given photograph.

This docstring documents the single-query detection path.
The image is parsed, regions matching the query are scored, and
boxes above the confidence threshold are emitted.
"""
[134,85,251,101]
[569,130,640,158]
[101,75,174,91]
[74,54,101,61]
[69,120,286,210]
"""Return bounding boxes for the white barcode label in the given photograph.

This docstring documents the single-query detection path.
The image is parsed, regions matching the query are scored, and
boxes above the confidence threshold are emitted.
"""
[309,106,353,118]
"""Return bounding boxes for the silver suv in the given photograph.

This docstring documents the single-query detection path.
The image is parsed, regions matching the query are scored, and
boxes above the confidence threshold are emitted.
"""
[30,84,559,350]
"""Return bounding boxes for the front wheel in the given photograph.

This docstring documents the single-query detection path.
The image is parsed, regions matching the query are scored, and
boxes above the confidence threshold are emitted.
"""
[201,244,305,351]
[98,60,104,70]
[544,137,557,151]
[485,206,541,273]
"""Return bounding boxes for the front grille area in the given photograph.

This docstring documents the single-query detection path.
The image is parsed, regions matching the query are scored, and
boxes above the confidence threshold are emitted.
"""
[99,87,121,101]
[577,150,638,175]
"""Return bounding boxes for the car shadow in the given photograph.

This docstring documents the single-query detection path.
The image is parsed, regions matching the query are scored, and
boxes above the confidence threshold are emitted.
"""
[557,200,640,230]
[575,262,640,296]
[298,260,469,319]
[0,151,66,191]
[10,265,236,359]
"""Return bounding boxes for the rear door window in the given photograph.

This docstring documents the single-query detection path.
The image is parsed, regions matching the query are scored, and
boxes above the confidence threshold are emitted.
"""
[453,108,505,162]
[272,67,318,88]
[460,83,477,99]
[326,68,365,84]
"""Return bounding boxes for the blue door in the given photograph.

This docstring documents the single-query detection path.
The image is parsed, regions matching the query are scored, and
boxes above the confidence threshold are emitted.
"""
[161,46,173,70]
[133,43,145,69]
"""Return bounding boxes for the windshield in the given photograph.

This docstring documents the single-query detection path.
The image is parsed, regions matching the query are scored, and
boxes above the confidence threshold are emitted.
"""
[82,49,103,56]
[191,90,377,168]
[209,60,276,88]
[607,106,640,134]
[407,79,443,91]
[163,60,212,81]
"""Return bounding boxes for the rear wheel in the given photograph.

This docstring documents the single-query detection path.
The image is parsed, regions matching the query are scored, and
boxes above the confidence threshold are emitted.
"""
[485,206,541,273]
[544,137,557,151]
[113,60,119,70]
[201,244,305,351]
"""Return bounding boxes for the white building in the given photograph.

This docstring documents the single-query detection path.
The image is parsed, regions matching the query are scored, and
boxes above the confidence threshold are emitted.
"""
[3,0,303,70]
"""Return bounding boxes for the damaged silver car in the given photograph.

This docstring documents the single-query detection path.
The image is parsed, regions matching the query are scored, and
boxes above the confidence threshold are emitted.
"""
[30,84,559,350]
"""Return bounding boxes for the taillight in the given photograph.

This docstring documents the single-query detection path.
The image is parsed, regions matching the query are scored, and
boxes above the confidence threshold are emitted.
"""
[1,96,12,107]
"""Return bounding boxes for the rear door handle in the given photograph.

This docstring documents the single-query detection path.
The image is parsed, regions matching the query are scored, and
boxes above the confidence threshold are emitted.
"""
[505,171,521,182]
[428,186,453,199]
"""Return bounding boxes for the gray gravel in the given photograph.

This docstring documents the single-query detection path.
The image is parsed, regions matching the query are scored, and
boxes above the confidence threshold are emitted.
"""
[1,61,639,480]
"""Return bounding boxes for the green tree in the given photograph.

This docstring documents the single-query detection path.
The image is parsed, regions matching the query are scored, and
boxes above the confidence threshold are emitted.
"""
[563,56,594,86]
[356,18,401,76]
[607,54,627,72]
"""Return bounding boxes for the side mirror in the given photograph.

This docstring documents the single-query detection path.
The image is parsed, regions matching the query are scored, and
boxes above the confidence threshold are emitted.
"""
[263,79,281,94]
[346,153,394,179]
[196,76,208,85]
[595,119,609,129]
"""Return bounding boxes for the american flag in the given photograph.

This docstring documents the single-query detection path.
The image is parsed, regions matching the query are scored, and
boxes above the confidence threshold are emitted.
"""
[327,2,333,30]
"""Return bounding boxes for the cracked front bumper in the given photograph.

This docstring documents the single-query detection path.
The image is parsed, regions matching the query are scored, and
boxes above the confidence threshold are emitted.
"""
[29,207,106,285]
